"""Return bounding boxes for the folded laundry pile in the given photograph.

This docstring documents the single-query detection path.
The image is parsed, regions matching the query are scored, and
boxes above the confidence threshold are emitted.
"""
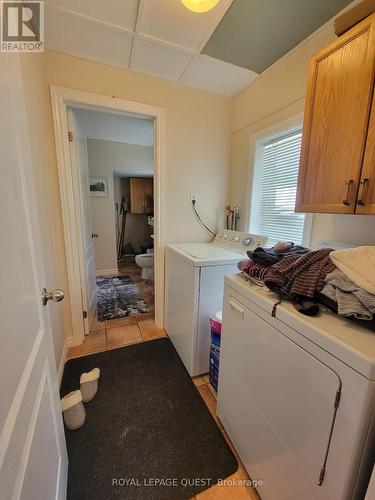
[329,246,375,295]
[322,269,375,320]
[238,243,375,322]
[321,246,375,321]
[238,260,268,283]
[264,247,335,299]
[239,242,310,285]
[248,241,310,266]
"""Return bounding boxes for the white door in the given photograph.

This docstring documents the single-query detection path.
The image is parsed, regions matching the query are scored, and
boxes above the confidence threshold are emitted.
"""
[67,109,97,334]
[0,55,68,499]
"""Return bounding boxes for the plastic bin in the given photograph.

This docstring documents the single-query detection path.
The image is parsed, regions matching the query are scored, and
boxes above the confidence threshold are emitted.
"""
[209,311,222,392]
[209,351,220,392]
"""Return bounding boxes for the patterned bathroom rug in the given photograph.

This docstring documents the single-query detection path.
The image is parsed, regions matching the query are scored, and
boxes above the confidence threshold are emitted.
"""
[96,275,150,321]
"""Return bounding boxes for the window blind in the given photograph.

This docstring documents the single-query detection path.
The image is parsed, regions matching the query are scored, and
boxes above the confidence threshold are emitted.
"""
[256,128,305,246]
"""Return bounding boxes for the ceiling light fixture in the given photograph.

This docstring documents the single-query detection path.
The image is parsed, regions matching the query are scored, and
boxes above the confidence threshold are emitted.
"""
[181,0,220,13]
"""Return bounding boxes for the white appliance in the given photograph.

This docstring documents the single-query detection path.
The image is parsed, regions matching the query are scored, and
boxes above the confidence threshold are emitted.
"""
[165,230,268,376]
[218,274,375,500]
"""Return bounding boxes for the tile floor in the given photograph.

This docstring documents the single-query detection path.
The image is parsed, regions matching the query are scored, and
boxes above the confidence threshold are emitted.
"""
[66,262,259,499]
[67,311,165,360]
[119,258,155,300]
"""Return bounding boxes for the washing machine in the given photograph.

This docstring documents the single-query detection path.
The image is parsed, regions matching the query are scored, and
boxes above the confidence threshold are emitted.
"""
[164,230,268,376]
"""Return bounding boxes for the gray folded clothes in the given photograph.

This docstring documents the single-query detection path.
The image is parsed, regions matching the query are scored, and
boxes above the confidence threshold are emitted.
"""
[322,269,375,321]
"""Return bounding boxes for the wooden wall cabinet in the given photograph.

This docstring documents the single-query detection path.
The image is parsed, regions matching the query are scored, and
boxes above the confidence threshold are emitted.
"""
[357,90,375,214]
[130,177,154,214]
[296,14,375,215]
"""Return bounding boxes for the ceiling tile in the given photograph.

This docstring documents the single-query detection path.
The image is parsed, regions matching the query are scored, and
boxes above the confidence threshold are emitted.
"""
[45,5,132,68]
[180,54,258,95]
[44,0,139,31]
[131,37,192,80]
[139,0,231,50]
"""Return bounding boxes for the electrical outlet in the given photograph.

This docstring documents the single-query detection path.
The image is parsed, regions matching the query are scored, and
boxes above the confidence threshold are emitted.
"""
[190,193,197,203]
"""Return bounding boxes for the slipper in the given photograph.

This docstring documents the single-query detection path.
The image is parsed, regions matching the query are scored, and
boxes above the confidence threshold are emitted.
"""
[61,390,86,430]
[80,368,101,403]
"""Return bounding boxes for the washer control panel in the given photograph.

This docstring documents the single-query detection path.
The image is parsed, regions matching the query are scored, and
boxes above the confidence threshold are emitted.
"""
[214,230,268,253]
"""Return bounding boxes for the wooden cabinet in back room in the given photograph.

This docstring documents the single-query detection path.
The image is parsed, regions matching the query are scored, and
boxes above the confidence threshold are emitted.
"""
[130,177,154,214]
[295,13,375,215]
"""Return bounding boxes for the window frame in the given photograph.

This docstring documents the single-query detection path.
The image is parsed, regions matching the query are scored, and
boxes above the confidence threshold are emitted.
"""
[245,114,313,247]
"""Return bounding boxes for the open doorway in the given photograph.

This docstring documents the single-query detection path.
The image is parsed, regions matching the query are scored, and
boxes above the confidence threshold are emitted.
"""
[68,107,155,339]
[51,87,165,347]
[115,175,155,283]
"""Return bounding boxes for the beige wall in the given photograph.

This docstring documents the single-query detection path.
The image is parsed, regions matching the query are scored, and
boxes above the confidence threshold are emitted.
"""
[43,51,231,244]
[19,54,73,367]
[87,138,154,271]
[35,49,230,349]
[231,24,375,246]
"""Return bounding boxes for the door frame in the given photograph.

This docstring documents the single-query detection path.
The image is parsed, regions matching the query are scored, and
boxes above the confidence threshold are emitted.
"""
[50,86,166,346]
[66,108,95,336]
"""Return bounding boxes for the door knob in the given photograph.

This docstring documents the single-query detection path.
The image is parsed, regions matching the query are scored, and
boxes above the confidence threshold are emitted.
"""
[92,233,99,238]
[42,288,65,306]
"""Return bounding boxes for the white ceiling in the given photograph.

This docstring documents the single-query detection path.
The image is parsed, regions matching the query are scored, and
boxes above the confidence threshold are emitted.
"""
[45,0,258,96]
[74,108,154,147]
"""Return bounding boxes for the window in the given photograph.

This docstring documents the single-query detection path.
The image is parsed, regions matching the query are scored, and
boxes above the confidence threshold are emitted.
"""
[250,126,308,246]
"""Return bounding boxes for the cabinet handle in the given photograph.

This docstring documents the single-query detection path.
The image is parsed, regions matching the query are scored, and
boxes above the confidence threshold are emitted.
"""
[342,179,354,206]
[357,178,369,206]
[229,298,244,319]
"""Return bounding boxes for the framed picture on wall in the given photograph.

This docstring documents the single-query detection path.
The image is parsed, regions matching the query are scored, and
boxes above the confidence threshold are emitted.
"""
[89,177,109,197]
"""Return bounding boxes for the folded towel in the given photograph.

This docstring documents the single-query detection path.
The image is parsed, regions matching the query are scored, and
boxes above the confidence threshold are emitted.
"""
[330,246,375,295]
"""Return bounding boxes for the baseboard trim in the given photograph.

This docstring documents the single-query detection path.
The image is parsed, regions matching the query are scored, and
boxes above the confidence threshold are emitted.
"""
[66,336,75,348]
[57,338,69,387]
[96,268,119,277]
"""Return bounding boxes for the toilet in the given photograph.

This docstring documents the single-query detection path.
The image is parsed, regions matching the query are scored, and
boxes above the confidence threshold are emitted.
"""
[135,251,154,280]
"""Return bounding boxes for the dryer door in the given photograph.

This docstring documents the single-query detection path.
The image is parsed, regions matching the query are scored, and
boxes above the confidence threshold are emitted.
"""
[218,290,342,499]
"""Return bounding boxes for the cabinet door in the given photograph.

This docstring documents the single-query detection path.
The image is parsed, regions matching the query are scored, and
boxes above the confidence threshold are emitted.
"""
[144,178,154,213]
[130,178,144,213]
[356,89,375,214]
[296,14,375,214]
